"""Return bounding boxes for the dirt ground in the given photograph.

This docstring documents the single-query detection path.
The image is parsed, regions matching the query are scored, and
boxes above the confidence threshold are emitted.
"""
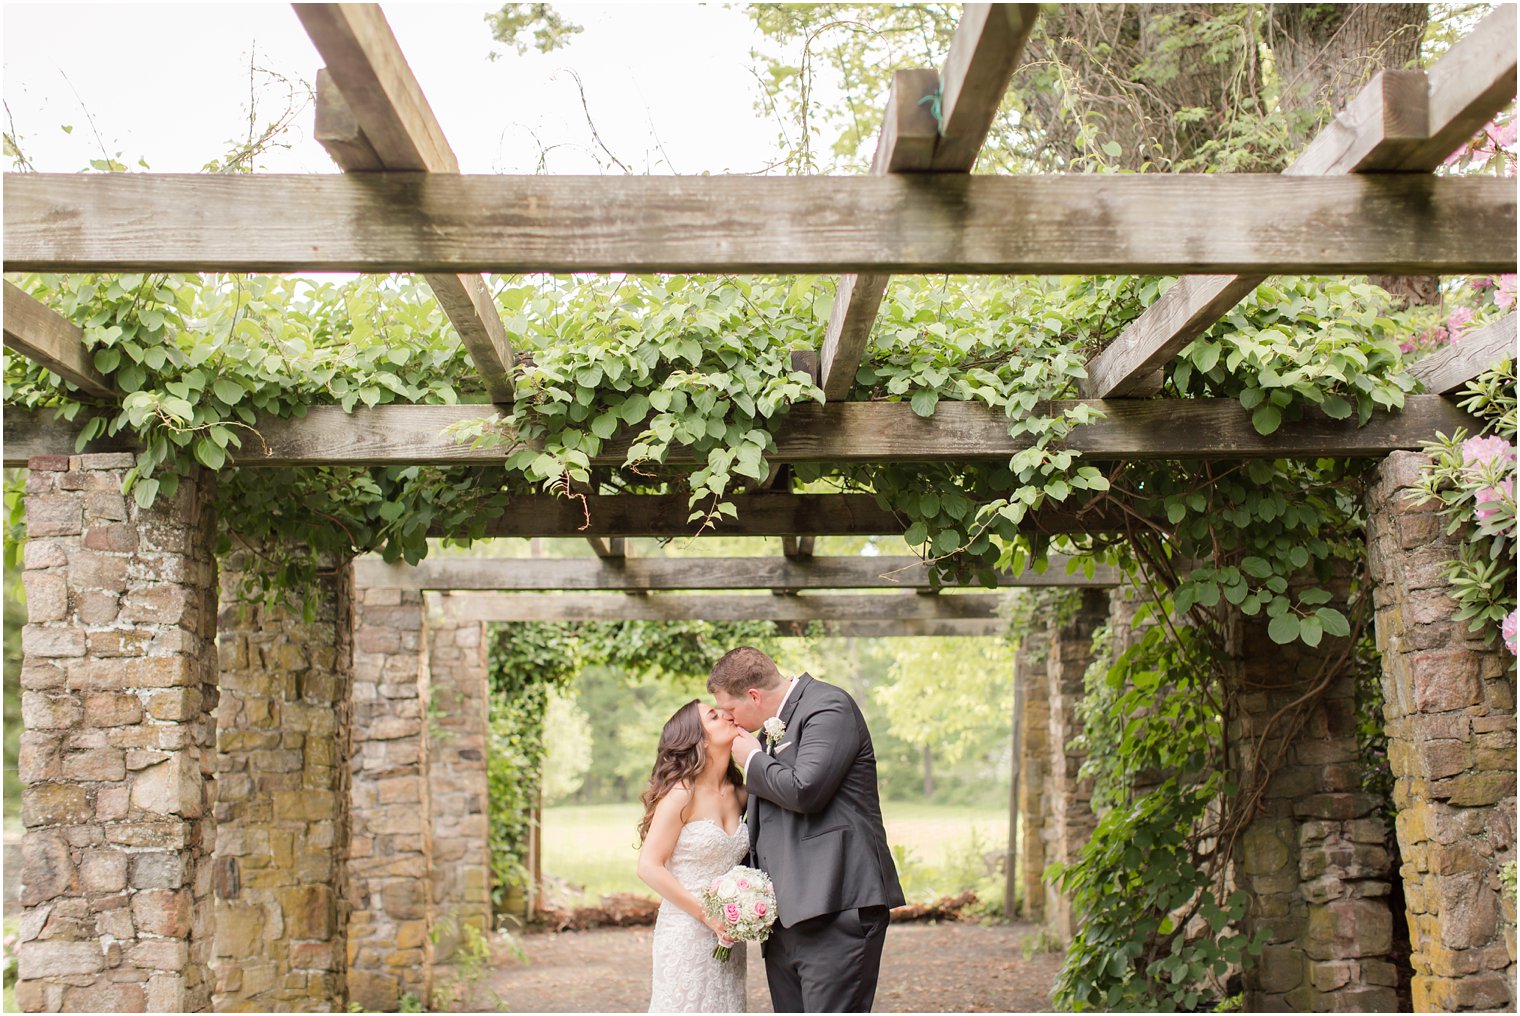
[464,920,1063,1013]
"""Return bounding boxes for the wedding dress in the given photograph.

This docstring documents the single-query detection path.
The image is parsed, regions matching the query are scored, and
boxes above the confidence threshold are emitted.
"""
[648,818,750,1013]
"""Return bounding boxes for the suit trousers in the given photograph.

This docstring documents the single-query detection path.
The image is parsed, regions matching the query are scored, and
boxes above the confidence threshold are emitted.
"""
[764,905,890,1012]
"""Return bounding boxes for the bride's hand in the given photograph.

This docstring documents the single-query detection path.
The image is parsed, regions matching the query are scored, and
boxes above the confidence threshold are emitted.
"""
[703,915,736,946]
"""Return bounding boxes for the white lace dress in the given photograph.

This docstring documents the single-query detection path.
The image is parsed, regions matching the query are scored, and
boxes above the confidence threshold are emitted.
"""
[648,818,750,1013]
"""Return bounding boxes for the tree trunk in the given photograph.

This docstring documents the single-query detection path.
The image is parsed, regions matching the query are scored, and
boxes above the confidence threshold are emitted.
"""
[922,744,935,799]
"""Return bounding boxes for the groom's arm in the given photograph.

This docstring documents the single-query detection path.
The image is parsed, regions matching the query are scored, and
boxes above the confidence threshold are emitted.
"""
[744,699,860,814]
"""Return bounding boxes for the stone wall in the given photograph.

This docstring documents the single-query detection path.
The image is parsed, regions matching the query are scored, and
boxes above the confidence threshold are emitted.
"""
[212,554,353,1011]
[1015,638,1050,922]
[1366,451,1516,1012]
[1230,586,1398,1011]
[1043,589,1108,939]
[424,599,491,958]
[16,455,219,1012]
[347,588,434,1010]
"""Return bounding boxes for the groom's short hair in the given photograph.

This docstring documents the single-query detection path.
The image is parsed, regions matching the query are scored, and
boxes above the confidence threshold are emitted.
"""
[707,647,785,695]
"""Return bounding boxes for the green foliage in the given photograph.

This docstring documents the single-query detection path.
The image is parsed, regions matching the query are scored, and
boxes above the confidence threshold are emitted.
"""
[1054,623,1263,1011]
[1408,362,1518,647]
[485,3,583,57]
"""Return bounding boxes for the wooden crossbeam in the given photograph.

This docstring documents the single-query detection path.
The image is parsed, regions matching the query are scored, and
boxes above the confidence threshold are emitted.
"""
[782,536,816,559]
[1082,5,1520,399]
[3,282,113,399]
[1408,314,1518,396]
[298,5,516,402]
[818,6,1038,401]
[353,554,1118,591]
[2,395,1480,468]
[6,173,1511,277]
[771,619,1006,637]
[434,591,1010,624]
[441,494,1119,539]
[586,536,627,559]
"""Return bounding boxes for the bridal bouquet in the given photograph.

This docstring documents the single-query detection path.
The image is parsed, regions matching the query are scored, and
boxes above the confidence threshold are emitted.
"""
[700,865,777,961]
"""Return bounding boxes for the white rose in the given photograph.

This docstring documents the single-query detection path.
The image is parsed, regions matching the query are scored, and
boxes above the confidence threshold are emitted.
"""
[717,878,739,899]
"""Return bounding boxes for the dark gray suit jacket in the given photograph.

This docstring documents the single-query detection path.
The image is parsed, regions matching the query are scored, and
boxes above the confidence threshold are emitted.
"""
[745,674,906,928]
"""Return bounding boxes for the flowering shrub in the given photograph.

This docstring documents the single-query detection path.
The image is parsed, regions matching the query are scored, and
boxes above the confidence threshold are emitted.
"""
[1411,363,1518,651]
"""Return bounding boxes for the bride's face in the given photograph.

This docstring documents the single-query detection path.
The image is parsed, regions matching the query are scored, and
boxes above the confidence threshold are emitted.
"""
[699,703,739,751]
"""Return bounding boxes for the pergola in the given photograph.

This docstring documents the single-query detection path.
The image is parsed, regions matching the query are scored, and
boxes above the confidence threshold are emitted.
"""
[4,3,1517,1014]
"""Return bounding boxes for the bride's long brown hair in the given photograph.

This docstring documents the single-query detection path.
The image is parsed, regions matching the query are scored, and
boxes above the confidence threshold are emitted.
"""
[637,699,744,844]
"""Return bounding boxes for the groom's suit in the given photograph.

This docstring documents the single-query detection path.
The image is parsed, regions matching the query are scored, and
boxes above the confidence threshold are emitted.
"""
[745,673,905,1012]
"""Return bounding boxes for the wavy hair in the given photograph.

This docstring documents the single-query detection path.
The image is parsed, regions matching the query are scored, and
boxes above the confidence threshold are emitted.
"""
[637,699,743,844]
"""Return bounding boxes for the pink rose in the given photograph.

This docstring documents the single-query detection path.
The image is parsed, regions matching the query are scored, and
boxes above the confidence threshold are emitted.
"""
[724,903,740,924]
[753,900,768,916]
[1503,611,1518,655]
[737,879,750,890]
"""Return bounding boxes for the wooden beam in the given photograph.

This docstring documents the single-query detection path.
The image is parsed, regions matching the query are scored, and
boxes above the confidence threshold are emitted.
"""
[1082,7,1520,399]
[2,282,113,399]
[586,536,626,559]
[302,7,516,402]
[444,494,1121,539]
[819,69,941,401]
[782,536,816,559]
[7,173,1511,277]
[772,619,1006,637]
[353,554,1119,591]
[2,396,1482,468]
[930,4,1039,171]
[1408,314,1518,396]
[434,591,1010,624]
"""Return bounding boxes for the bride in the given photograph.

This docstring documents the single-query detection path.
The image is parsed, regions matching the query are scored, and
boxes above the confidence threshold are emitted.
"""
[637,699,750,1013]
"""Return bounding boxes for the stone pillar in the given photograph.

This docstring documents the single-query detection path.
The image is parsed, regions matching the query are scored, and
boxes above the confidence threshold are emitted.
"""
[212,554,353,1011]
[347,587,433,1010]
[425,598,491,958]
[1015,639,1050,922]
[1366,451,1516,1012]
[1230,590,1398,1011]
[1043,589,1108,939]
[16,455,218,1012]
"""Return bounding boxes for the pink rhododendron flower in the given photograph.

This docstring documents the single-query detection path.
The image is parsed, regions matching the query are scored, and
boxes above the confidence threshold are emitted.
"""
[1473,276,1494,291]
[1447,306,1475,334]
[1497,275,1517,310]
[1461,435,1515,472]
[1503,611,1518,655]
[724,903,740,924]
[1494,120,1518,149]
[1474,486,1505,521]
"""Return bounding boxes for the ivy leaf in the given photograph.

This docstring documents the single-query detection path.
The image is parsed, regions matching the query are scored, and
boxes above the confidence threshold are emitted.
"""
[1298,615,1324,647]
[590,412,618,440]
[93,348,122,373]
[1319,395,1352,420]
[910,389,939,418]
[1316,608,1350,638]
[214,379,245,405]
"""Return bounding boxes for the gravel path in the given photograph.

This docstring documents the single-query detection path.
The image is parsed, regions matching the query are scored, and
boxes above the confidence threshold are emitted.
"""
[464,921,1063,1013]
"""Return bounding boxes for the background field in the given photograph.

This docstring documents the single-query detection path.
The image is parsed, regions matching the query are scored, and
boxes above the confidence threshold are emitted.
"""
[542,800,1013,907]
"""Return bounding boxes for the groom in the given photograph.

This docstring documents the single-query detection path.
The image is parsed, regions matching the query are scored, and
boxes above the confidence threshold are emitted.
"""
[708,647,905,1012]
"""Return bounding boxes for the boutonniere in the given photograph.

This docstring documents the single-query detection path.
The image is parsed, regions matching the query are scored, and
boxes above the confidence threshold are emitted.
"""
[761,716,786,749]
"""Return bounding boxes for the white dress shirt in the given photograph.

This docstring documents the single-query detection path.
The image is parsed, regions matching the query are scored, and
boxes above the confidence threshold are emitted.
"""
[743,676,799,773]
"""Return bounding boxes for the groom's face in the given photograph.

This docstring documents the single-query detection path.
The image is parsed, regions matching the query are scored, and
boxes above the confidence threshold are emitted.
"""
[713,687,765,732]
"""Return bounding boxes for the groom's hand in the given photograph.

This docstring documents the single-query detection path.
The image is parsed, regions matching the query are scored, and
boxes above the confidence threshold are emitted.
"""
[731,729,762,770]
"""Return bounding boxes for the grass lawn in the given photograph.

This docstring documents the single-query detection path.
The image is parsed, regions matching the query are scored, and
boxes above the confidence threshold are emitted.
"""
[542,800,1010,906]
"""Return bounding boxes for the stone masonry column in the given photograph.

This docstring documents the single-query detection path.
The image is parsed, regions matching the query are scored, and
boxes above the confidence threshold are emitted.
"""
[1366,451,1516,1012]
[347,587,434,1010]
[1015,638,1050,923]
[16,455,218,1012]
[1230,590,1397,1011]
[1043,589,1108,939]
[425,597,492,959]
[212,554,353,1011]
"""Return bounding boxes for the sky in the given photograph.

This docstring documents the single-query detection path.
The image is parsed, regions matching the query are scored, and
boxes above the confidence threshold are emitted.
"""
[2,2,787,176]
